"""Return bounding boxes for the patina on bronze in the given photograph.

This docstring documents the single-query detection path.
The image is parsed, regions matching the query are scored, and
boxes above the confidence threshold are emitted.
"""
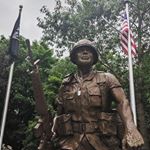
[52,39,144,150]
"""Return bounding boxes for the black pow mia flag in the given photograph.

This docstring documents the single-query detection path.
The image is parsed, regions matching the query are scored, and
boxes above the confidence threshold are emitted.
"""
[8,6,22,59]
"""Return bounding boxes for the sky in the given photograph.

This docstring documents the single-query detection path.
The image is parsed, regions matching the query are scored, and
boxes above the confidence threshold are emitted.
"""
[0,0,57,41]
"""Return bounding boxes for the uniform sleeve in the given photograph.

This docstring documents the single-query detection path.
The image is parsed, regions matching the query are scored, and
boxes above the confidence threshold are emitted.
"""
[105,73,122,89]
[56,75,73,115]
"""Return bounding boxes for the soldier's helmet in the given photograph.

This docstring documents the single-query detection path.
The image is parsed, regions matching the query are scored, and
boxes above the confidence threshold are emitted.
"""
[70,39,98,65]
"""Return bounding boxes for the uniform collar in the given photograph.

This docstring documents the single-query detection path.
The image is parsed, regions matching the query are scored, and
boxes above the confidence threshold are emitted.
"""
[74,69,96,82]
[62,70,96,85]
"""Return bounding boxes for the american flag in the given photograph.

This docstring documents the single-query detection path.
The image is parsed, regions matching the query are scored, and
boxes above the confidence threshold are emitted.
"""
[120,12,137,56]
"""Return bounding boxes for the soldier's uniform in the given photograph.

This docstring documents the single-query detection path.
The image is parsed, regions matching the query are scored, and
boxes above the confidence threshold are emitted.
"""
[53,70,124,150]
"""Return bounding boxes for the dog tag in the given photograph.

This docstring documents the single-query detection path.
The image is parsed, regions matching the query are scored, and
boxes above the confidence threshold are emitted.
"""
[77,90,81,96]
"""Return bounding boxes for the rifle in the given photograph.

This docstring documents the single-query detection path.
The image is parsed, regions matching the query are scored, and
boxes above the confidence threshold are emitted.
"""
[26,39,53,150]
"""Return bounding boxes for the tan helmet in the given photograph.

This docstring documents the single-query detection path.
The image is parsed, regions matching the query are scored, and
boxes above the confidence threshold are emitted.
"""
[70,39,98,65]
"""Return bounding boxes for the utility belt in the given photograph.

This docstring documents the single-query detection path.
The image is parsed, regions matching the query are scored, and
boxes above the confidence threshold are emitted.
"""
[72,121,98,134]
[53,111,124,138]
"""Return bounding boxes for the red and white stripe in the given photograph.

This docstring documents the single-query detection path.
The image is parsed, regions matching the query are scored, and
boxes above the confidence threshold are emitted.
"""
[120,18,137,56]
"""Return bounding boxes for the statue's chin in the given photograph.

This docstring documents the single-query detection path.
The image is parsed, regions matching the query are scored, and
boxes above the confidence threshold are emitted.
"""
[76,60,93,67]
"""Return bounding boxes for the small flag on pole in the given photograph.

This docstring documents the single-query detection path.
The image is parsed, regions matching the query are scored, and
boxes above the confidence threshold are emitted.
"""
[8,5,23,58]
[0,6,23,149]
[120,12,137,56]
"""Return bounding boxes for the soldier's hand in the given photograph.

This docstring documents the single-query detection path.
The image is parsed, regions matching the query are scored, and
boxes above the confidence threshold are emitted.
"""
[122,126,144,150]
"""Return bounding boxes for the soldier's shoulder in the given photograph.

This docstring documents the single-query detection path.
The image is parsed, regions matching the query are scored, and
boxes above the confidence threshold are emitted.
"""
[95,71,116,82]
[96,71,115,77]
[104,72,117,79]
[96,70,105,74]
[95,71,106,82]
[96,70,107,77]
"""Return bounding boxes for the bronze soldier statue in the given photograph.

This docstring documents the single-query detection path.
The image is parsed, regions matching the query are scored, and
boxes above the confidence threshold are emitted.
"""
[52,39,144,150]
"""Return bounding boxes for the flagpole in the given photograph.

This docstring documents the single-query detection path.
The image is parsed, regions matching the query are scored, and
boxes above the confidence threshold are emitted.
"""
[0,5,22,149]
[0,62,15,149]
[125,0,137,125]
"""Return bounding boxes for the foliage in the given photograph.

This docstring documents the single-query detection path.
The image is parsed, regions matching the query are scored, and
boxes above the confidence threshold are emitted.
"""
[22,119,39,150]
[38,0,122,51]
[38,0,129,80]
[0,36,10,118]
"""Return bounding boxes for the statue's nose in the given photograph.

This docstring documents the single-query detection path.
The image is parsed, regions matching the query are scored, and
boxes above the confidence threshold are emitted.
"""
[82,49,89,53]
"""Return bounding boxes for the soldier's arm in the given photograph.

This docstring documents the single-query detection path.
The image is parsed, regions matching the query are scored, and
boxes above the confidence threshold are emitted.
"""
[111,87,134,130]
[106,73,144,147]
[105,73,134,128]
[56,74,72,115]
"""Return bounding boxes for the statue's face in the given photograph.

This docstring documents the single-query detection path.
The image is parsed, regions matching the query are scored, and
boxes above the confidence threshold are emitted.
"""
[75,46,94,66]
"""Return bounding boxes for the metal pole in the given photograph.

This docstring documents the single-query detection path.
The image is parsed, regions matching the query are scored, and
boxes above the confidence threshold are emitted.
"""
[0,62,15,149]
[125,2,137,125]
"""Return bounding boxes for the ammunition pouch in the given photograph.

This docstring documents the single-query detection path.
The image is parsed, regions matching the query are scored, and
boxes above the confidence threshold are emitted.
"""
[53,114,73,136]
[98,112,124,148]
[98,112,123,136]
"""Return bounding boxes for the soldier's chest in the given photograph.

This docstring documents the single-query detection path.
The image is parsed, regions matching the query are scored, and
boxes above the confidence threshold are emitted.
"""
[63,77,103,110]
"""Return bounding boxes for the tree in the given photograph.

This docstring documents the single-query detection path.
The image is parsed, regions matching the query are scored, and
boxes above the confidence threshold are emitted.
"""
[0,36,9,119]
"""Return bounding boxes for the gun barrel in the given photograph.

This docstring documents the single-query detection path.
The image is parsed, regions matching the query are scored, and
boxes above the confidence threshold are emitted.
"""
[31,71,48,115]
